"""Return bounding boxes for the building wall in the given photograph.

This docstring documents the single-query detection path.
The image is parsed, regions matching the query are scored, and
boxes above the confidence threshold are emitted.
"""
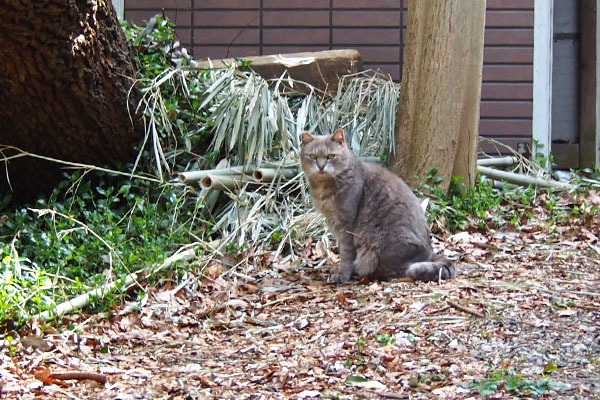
[125,0,534,153]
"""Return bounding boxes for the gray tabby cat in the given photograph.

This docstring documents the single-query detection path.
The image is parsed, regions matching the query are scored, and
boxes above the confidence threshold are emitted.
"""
[300,129,455,284]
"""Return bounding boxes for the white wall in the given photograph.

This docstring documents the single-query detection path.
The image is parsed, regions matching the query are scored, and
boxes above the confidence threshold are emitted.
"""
[532,0,553,165]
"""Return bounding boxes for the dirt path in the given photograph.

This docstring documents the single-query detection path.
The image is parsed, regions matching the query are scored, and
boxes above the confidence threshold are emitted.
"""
[3,224,600,399]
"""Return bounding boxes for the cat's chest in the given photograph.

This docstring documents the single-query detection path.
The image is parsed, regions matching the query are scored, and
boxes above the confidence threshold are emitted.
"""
[310,184,346,228]
[311,185,334,209]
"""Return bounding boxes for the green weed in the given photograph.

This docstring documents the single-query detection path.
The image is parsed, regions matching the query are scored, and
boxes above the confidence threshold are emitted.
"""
[375,333,396,347]
[0,172,201,325]
[467,368,570,397]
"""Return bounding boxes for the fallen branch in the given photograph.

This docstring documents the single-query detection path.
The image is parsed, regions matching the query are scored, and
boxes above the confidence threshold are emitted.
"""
[36,247,196,320]
[447,300,485,318]
[50,371,108,385]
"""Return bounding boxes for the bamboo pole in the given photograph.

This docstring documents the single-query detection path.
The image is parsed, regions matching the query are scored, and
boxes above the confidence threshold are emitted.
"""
[177,161,297,184]
[36,248,196,320]
[477,156,519,167]
[477,165,572,191]
[200,174,255,191]
[252,167,298,182]
[177,166,251,183]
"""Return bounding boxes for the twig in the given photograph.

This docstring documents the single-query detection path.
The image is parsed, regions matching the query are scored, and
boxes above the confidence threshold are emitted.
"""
[50,371,108,384]
[425,305,451,316]
[29,208,124,267]
[55,389,83,400]
[262,295,295,308]
[447,300,485,318]
[367,391,409,399]
[345,230,381,262]
[0,145,161,183]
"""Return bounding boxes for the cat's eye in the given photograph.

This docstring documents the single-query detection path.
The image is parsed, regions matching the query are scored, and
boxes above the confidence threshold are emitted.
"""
[309,154,317,160]
[327,154,336,159]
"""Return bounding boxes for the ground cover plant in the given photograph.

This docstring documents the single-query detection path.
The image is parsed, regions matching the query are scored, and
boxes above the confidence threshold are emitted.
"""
[1,16,599,399]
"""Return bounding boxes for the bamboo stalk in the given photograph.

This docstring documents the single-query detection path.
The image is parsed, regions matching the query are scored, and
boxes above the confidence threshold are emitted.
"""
[200,174,255,191]
[177,166,252,183]
[252,167,298,182]
[177,161,297,183]
[36,248,196,320]
[477,165,572,191]
[477,156,518,167]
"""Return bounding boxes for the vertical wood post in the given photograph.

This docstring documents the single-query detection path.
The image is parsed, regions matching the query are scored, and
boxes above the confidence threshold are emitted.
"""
[393,0,485,191]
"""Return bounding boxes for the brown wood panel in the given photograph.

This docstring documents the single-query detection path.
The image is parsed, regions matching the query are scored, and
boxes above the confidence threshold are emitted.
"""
[484,47,533,63]
[261,45,330,55]
[264,0,329,8]
[125,10,191,26]
[362,63,400,81]
[333,0,402,8]
[479,137,531,156]
[194,28,259,45]
[480,119,532,136]
[486,10,534,27]
[552,143,580,169]
[480,101,533,118]
[263,11,330,27]
[485,29,533,45]
[193,0,259,8]
[580,0,597,168]
[481,83,533,100]
[332,28,401,45]
[193,10,260,27]
[486,0,534,9]
[126,0,191,8]
[193,46,260,60]
[482,65,533,81]
[346,46,401,63]
[263,28,329,45]
[332,11,401,27]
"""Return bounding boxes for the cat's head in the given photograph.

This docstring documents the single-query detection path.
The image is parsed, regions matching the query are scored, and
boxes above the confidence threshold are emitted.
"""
[300,129,351,178]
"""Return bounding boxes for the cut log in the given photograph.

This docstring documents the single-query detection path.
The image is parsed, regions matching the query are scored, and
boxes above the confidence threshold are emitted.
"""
[194,49,363,94]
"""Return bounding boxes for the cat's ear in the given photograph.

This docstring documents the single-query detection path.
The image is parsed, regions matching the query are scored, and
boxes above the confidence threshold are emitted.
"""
[331,129,345,145]
[301,132,315,146]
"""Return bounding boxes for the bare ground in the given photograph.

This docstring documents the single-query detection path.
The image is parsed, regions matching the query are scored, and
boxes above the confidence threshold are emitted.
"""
[3,200,600,399]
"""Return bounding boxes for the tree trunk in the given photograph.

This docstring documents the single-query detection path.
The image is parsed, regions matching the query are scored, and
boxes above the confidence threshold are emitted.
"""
[393,0,485,191]
[0,0,141,202]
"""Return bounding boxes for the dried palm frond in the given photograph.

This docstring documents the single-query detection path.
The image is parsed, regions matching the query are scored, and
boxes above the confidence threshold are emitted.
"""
[134,64,400,268]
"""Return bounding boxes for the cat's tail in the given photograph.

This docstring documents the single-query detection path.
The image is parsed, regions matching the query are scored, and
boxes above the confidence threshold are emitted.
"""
[405,254,455,282]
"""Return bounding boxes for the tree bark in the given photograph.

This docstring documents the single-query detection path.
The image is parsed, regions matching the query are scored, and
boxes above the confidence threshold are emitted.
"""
[0,0,141,201]
[393,0,485,191]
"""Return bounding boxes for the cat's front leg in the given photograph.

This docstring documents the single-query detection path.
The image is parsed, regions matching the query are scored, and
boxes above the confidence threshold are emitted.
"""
[330,233,356,284]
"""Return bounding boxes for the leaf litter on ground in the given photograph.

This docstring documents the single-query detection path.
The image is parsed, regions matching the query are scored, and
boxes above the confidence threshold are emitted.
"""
[2,188,599,399]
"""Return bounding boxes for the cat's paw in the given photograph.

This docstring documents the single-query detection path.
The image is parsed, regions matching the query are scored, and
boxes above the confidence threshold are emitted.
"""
[329,268,351,284]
